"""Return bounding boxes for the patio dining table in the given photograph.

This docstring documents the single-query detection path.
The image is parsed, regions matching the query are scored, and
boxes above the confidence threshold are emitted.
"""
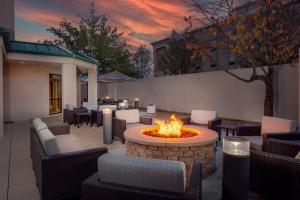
[74,112,91,128]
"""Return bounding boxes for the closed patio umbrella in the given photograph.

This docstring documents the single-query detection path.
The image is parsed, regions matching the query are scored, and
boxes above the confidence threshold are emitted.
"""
[98,71,137,100]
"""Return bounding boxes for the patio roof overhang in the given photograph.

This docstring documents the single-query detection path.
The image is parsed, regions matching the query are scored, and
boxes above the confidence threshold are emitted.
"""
[7,52,97,71]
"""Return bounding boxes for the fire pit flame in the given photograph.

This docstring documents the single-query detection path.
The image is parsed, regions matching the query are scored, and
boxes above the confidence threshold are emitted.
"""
[155,114,183,137]
[142,115,198,138]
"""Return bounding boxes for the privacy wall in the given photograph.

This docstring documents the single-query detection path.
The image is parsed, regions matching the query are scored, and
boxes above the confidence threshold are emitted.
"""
[106,65,298,122]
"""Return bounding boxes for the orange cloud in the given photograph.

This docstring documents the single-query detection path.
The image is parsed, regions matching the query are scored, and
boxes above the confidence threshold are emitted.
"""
[15,0,191,50]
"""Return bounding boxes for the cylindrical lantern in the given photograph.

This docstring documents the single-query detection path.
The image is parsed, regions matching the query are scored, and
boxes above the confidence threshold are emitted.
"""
[134,98,139,109]
[119,102,126,109]
[103,108,113,144]
[222,136,250,200]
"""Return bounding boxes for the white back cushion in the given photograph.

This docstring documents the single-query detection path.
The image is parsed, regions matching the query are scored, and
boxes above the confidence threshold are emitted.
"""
[191,110,217,125]
[38,129,59,156]
[261,116,297,135]
[116,109,140,123]
[65,104,74,110]
[82,102,89,108]
[33,118,48,133]
[99,105,117,111]
[83,102,98,110]
[98,154,186,193]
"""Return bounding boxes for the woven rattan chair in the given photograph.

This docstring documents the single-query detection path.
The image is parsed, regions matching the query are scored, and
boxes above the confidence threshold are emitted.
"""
[250,134,300,200]
[30,124,108,200]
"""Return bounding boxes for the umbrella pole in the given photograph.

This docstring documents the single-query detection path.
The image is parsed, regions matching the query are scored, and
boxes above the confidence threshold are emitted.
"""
[114,81,117,100]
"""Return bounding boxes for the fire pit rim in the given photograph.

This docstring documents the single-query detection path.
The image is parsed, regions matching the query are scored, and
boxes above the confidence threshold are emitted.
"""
[124,125,218,147]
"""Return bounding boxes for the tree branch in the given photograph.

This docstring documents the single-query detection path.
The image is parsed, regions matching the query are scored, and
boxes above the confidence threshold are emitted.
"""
[225,70,254,83]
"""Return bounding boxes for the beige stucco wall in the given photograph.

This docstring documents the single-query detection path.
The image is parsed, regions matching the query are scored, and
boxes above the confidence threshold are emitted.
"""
[108,66,298,122]
[275,64,299,121]
[0,0,15,39]
[4,62,61,121]
[98,82,109,98]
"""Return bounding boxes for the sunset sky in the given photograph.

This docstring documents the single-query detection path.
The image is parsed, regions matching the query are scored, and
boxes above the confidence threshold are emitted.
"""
[15,0,192,51]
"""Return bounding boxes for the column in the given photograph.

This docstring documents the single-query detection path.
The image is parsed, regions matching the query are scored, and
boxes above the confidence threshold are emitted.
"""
[76,69,82,107]
[88,67,98,105]
[299,49,300,125]
[0,45,3,137]
[62,63,77,107]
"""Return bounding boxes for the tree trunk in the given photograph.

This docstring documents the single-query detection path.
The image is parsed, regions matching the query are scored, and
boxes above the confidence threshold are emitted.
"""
[264,69,274,116]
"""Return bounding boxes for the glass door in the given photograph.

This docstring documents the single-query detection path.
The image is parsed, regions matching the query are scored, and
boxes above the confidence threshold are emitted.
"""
[49,74,62,114]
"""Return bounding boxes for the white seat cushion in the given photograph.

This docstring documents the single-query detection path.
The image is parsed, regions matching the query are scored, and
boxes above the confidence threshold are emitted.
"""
[38,129,59,156]
[98,154,186,193]
[191,110,217,125]
[99,105,117,111]
[56,134,87,154]
[33,119,48,133]
[295,151,300,159]
[261,116,297,135]
[116,109,140,124]
[243,136,263,151]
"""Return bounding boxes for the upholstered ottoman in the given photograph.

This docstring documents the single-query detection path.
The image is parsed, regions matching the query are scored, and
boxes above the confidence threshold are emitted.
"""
[147,104,156,114]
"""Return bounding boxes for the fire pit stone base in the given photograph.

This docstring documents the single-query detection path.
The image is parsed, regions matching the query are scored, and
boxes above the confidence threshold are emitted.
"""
[126,140,216,178]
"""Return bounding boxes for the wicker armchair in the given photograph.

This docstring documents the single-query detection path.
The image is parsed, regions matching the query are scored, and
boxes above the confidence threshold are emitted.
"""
[82,161,202,200]
[182,117,221,131]
[112,115,152,144]
[180,110,221,131]
[250,134,300,200]
[63,107,88,124]
[236,116,297,151]
[30,124,108,200]
[90,110,116,127]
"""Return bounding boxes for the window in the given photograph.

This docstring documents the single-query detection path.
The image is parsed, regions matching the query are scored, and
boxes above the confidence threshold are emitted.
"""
[210,48,217,68]
[49,74,62,114]
[229,53,236,65]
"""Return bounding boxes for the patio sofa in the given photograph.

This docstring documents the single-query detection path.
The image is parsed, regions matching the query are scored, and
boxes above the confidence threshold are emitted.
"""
[63,104,88,124]
[181,110,221,131]
[236,116,297,150]
[90,105,117,127]
[30,118,108,200]
[112,109,152,143]
[250,133,300,200]
[82,154,202,200]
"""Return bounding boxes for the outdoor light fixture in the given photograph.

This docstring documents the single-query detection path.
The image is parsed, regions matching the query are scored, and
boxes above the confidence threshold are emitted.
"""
[222,137,250,200]
[103,108,113,144]
[223,136,250,156]
[134,98,139,109]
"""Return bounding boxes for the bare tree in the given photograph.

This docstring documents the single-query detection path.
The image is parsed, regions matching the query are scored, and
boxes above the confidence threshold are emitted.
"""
[186,0,300,116]
[132,45,152,78]
[156,30,196,75]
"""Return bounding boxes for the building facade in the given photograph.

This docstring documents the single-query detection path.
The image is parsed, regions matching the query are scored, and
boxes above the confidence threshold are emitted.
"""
[0,0,98,123]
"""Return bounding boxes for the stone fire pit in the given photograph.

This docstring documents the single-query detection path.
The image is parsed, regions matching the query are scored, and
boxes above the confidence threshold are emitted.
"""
[125,125,218,178]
